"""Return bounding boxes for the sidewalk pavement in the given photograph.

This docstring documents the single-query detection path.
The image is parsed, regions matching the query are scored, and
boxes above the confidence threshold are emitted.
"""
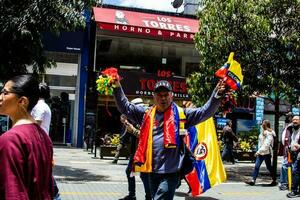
[53,146,290,200]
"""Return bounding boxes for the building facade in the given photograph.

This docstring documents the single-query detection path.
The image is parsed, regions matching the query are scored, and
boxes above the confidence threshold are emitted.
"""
[89,6,201,141]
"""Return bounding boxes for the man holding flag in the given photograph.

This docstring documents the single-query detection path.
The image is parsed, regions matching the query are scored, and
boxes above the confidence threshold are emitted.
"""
[101,52,242,199]
[113,79,226,199]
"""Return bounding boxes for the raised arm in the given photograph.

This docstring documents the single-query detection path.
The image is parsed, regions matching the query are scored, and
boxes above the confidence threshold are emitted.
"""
[113,80,146,125]
[185,81,226,128]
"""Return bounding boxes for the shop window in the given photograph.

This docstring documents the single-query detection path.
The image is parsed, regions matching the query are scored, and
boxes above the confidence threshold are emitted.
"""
[45,74,76,87]
[98,39,112,52]
[95,36,198,77]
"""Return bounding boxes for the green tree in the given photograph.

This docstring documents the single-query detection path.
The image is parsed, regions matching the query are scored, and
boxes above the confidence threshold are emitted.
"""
[188,0,299,177]
[0,0,97,80]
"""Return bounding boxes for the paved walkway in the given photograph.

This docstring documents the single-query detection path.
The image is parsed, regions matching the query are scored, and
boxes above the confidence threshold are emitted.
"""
[53,146,289,200]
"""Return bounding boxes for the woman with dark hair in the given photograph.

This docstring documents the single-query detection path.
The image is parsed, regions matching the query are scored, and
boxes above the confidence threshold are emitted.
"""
[0,74,53,199]
[245,119,277,186]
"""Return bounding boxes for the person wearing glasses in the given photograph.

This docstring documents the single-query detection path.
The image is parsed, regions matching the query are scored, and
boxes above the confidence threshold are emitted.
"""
[0,74,53,199]
[31,83,61,200]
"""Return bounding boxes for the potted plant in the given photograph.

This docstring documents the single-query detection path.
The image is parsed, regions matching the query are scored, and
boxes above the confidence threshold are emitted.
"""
[235,127,259,162]
[99,134,129,159]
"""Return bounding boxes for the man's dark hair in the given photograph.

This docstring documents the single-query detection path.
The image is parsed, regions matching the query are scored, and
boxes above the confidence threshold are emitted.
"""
[60,92,69,102]
[39,83,51,99]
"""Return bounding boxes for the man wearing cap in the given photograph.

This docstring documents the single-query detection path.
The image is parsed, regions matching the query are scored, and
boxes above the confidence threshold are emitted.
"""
[113,79,225,199]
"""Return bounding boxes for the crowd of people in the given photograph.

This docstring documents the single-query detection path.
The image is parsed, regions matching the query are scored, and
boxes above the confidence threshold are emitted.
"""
[217,111,300,199]
[111,85,300,199]
[0,74,299,200]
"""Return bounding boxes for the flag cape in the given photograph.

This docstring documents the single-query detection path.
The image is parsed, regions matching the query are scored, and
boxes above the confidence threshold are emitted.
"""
[185,117,227,196]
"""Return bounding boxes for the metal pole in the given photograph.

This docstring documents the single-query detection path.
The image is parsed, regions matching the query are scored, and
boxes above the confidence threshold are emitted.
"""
[63,117,66,144]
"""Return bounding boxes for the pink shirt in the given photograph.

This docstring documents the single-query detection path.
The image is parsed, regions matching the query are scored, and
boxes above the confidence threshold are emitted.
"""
[0,123,53,199]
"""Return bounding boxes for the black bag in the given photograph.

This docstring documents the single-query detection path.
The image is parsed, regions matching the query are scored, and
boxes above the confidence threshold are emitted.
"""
[180,142,196,177]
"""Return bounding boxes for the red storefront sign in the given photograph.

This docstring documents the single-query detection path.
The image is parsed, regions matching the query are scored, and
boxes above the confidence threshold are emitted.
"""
[93,7,199,42]
[119,71,189,99]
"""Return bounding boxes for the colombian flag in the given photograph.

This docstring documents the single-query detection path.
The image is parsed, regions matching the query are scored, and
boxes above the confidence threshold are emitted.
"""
[185,117,227,196]
[215,52,243,90]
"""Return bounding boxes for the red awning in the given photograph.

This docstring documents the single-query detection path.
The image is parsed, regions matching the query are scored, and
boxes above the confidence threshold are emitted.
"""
[93,7,199,42]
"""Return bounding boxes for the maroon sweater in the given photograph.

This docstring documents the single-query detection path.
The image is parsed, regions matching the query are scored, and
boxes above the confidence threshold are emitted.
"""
[0,123,53,200]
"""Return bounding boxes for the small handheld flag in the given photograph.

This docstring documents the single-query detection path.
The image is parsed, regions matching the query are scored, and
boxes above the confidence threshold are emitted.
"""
[215,52,243,90]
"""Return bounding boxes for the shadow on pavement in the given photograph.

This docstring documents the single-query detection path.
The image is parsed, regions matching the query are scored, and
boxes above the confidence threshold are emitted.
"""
[185,197,219,200]
[224,162,279,182]
[175,192,219,200]
[53,165,109,182]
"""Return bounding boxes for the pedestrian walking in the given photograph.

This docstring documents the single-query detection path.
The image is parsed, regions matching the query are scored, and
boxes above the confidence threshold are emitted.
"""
[0,74,53,199]
[221,119,238,164]
[31,83,52,134]
[113,79,225,199]
[245,119,277,186]
[31,82,61,200]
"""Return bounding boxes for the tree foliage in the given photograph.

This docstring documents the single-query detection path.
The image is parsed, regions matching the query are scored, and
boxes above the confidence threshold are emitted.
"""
[188,0,299,106]
[189,0,299,178]
[0,0,97,80]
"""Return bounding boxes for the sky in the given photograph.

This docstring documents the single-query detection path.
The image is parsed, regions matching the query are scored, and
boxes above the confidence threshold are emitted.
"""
[102,0,185,13]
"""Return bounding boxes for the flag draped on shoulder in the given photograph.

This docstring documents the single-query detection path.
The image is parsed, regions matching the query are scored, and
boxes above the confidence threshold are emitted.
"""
[185,117,227,196]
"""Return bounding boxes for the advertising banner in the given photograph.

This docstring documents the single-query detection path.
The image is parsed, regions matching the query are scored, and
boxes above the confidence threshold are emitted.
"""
[93,7,199,42]
[255,97,264,124]
[119,71,189,99]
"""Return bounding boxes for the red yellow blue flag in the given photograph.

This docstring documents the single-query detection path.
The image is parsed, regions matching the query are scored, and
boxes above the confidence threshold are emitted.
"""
[185,117,227,196]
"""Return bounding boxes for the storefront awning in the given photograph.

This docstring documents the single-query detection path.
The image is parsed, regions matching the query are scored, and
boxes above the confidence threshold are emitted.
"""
[93,7,199,42]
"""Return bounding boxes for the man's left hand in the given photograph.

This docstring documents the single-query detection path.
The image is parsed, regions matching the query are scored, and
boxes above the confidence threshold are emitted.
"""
[216,80,226,97]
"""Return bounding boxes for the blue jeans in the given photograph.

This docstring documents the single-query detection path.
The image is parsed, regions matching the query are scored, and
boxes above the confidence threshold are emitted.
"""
[291,159,300,192]
[252,154,275,181]
[149,172,179,200]
[280,158,288,186]
[222,144,235,164]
